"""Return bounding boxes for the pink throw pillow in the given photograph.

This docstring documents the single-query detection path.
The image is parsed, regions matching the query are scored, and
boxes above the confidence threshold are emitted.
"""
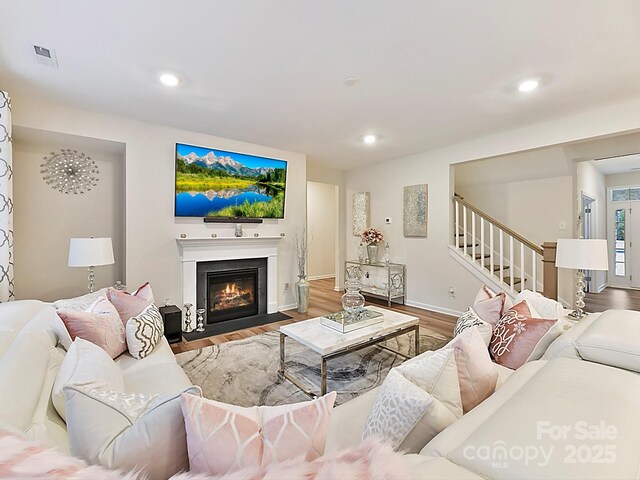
[449,327,498,413]
[473,285,509,326]
[180,391,337,476]
[107,282,154,325]
[490,300,558,369]
[57,297,127,359]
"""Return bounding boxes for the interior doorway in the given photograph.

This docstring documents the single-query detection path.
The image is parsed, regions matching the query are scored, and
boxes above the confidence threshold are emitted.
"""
[581,193,596,292]
[306,181,340,290]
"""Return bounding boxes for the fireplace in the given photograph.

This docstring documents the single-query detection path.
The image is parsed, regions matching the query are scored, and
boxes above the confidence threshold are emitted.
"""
[208,269,258,322]
[197,258,268,329]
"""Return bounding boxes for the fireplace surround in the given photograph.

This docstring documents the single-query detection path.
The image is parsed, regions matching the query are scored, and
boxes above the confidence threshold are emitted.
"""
[177,236,283,334]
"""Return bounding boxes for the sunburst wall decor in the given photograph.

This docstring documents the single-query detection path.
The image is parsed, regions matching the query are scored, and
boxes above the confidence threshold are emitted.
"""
[40,149,99,195]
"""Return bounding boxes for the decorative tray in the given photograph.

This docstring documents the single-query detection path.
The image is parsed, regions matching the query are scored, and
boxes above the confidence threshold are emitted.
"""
[320,308,383,333]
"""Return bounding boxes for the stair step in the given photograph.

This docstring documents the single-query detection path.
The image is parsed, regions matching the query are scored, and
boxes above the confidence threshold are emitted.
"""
[486,265,510,272]
[458,243,479,248]
[503,276,525,285]
[471,253,491,260]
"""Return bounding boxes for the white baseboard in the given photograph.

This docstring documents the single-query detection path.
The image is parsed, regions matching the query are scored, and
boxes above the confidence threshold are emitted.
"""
[405,300,463,318]
[595,283,607,293]
[278,303,298,312]
[308,274,336,281]
[334,286,342,292]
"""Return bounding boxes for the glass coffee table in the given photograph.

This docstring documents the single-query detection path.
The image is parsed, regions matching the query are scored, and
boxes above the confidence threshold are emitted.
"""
[278,306,419,398]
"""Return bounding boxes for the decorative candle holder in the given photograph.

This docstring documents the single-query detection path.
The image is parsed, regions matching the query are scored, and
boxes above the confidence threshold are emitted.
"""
[234,224,243,237]
[196,308,206,332]
[183,303,194,333]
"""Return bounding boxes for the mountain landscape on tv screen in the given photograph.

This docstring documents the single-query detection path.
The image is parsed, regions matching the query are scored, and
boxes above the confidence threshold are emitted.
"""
[175,145,287,218]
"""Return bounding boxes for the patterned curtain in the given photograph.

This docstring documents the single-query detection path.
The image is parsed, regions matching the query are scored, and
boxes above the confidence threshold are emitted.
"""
[0,91,14,301]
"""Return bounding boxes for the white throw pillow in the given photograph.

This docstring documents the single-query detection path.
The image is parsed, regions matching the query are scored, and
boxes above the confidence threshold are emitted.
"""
[52,337,125,421]
[395,347,463,418]
[125,303,164,360]
[52,288,109,312]
[362,369,458,453]
[514,289,563,320]
[64,383,201,480]
[453,308,493,346]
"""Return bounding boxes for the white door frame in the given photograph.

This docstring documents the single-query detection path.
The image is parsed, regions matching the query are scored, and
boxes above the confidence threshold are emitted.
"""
[606,185,640,289]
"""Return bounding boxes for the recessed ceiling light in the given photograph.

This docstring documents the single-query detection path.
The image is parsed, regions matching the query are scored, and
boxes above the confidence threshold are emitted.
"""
[344,77,360,87]
[518,79,539,92]
[363,134,377,145]
[159,73,180,87]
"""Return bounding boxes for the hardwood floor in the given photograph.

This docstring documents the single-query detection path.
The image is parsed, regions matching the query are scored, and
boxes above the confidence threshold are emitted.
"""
[170,278,457,354]
[585,287,640,313]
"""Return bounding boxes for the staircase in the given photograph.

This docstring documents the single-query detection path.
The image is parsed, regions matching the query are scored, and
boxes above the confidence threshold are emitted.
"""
[450,194,558,300]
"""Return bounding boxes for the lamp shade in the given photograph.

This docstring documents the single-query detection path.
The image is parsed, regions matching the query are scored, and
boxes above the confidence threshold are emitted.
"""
[555,239,609,271]
[68,237,114,267]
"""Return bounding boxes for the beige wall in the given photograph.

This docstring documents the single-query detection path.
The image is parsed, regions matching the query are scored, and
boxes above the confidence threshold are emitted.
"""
[13,139,125,301]
[307,181,337,279]
[11,94,306,309]
[606,171,640,187]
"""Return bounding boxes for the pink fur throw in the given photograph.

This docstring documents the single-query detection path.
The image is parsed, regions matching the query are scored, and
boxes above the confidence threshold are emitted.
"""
[0,429,141,479]
[170,437,410,480]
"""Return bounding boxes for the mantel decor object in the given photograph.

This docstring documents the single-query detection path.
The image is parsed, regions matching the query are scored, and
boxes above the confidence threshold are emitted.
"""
[67,237,114,292]
[183,303,194,333]
[41,149,99,195]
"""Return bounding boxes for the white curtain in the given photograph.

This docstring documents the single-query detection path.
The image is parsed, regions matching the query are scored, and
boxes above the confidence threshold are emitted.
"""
[0,91,13,301]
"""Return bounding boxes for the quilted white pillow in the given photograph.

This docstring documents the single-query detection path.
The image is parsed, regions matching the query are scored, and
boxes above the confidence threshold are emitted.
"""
[125,303,164,360]
[514,289,563,320]
[52,288,109,312]
[64,383,201,480]
[52,338,125,421]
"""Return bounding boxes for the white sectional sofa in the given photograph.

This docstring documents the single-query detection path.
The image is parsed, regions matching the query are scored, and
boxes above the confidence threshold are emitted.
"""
[2,298,640,479]
[329,309,640,479]
[0,300,192,454]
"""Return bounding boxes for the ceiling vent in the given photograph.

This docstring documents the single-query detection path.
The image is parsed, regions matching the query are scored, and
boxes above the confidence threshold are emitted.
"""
[33,45,59,68]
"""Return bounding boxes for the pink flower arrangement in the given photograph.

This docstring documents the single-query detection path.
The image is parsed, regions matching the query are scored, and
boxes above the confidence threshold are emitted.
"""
[360,227,384,246]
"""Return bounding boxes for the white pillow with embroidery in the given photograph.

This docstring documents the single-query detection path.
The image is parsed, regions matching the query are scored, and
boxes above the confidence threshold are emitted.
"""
[125,303,164,359]
[454,307,493,346]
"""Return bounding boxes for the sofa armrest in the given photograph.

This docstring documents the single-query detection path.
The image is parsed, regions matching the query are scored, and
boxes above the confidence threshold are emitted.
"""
[325,386,379,453]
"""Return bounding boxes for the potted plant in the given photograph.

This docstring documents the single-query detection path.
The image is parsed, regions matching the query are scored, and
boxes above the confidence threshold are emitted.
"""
[360,227,384,264]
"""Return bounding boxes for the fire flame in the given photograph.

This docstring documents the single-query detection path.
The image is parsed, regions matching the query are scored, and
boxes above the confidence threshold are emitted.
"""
[224,283,240,295]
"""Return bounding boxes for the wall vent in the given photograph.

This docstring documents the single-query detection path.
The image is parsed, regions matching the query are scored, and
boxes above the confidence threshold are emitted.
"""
[33,45,59,68]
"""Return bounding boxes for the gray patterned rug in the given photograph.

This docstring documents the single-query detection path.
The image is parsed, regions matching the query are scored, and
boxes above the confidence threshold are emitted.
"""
[176,329,449,406]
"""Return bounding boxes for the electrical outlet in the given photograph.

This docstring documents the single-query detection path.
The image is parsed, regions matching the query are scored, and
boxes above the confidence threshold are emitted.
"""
[449,287,455,298]
[558,220,567,230]
[284,282,290,291]
[385,217,392,224]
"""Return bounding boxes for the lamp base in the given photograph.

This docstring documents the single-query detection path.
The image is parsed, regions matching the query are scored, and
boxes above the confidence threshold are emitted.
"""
[87,266,95,293]
[567,309,586,320]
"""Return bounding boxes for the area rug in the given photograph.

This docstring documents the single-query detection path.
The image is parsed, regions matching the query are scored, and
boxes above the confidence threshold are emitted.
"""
[176,328,450,406]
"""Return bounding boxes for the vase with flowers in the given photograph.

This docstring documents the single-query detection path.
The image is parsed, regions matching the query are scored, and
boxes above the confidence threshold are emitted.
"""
[360,227,384,264]
[294,229,309,313]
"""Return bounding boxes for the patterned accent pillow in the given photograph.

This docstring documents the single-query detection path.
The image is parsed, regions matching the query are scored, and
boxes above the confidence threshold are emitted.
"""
[180,391,337,476]
[107,282,155,326]
[57,296,127,359]
[489,300,558,369]
[362,369,458,453]
[454,307,493,346]
[125,303,164,360]
[79,388,159,422]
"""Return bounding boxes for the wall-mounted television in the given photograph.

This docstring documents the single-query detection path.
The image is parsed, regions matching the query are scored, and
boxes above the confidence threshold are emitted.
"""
[175,142,288,219]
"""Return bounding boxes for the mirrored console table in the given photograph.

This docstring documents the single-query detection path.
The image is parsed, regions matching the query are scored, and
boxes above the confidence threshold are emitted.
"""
[345,260,406,307]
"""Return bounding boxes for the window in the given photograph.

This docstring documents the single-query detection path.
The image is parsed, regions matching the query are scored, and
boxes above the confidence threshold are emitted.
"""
[612,187,640,201]
[614,208,626,276]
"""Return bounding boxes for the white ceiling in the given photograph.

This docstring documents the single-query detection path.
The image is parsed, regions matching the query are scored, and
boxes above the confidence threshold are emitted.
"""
[2,1,640,170]
[593,154,640,175]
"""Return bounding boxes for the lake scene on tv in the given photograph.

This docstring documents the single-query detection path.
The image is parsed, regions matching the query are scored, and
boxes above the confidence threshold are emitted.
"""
[175,143,287,218]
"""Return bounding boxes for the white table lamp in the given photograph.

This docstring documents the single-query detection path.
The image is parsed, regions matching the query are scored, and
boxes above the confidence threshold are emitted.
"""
[555,238,608,319]
[68,237,114,292]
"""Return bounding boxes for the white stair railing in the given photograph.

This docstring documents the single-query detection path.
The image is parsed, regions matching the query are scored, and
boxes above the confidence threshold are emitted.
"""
[452,195,545,295]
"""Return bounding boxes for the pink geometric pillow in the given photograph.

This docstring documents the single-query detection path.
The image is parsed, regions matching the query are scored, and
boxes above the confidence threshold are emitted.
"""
[107,282,154,326]
[449,327,498,413]
[473,285,509,326]
[490,300,557,369]
[180,391,337,476]
[57,297,127,359]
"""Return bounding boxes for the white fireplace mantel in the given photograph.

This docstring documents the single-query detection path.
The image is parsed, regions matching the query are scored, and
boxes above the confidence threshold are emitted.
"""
[176,236,283,315]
